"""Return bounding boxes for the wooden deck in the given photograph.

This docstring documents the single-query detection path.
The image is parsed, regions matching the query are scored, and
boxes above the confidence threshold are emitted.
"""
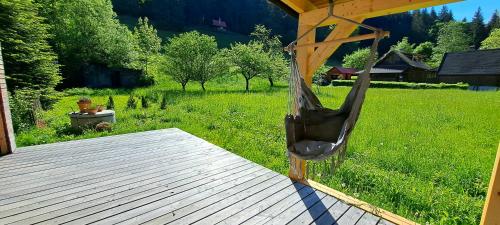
[0,128,395,225]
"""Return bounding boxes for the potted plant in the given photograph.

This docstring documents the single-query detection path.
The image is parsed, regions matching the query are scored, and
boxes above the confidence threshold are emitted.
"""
[87,104,98,115]
[97,105,105,112]
[77,97,91,113]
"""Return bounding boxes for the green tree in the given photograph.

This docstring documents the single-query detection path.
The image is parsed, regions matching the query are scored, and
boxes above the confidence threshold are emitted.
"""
[391,37,415,53]
[413,42,434,62]
[470,7,488,49]
[342,48,375,70]
[250,24,286,87]
[39,0,138,84]
[133,17,161,75]
[227,42,272,91]
[430,22,471,68]
[487,10,500,32]
[480,28,500,49]
[163,31,223,91]
[0,0,61,92]
[438,6,454,22]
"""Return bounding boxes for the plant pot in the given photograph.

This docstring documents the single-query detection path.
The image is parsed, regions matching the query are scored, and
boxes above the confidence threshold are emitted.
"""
[87,108,98,115]
[97,105,105,112]
[77,102,91,113]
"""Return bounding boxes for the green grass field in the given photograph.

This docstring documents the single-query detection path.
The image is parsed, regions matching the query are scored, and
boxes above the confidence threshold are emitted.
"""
[16,77,500,224]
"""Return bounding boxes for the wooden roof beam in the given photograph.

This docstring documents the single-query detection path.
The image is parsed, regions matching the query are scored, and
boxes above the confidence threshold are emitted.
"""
[300,0,462,26]
[281,0,317,13]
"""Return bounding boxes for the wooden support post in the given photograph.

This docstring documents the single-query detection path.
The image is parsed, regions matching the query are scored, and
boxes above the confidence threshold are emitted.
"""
[481,144,500,225]
[0,43,16,156]
[288,17,316,181]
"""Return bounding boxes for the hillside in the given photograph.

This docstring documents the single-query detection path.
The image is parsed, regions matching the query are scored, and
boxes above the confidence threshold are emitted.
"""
[118,15,250,48]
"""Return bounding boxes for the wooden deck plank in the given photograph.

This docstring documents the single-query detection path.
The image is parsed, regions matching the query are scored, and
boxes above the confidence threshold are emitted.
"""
[259,188,328,224]
[0,148,230,207]
[0,146,226,198]
[0,135,196,171]
[378,218,397,225]
[336,206,367,225]
[311,199,352,225]
[287,194,340,225]
[356,212,381,225]
[0,154,245,222]
[101,170,288,224]
[38,167,268,224]
[215,183,307,225]
[3,160,251,224]
[240,185,317,225]
[0,142,217,189]
[0,139,205,179]
[174,177,293,225]
[0,129,402,225]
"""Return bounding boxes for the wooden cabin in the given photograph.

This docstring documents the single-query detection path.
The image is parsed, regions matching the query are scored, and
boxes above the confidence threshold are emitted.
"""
[325,66,357,81]
[437,49,500,88]
[211,18,228,31]
[360,50,435,83]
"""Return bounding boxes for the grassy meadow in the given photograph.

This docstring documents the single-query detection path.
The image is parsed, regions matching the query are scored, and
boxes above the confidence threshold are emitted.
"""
[16,76,500,224]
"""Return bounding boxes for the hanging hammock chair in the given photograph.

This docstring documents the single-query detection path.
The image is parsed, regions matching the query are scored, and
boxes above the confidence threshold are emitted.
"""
[285,2,385,165]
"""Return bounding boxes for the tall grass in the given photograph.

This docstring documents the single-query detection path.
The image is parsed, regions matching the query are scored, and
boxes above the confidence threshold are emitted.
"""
[16,77,500,224]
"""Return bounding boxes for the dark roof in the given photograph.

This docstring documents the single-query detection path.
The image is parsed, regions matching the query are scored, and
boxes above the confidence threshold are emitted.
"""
[437,49,500,76]
[328,66,357,74]
[375,49,431,70]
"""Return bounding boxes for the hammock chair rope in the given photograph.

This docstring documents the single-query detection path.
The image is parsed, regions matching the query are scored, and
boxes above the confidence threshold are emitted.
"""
[285,0,386,177]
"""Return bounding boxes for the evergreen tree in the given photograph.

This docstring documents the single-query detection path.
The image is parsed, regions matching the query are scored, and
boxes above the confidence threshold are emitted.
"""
[0,0,61,92]
[133,17,162,75]
[430,8,438,22]
[487,10,500,32]
[438,6,454,22]
[470,7,488,49]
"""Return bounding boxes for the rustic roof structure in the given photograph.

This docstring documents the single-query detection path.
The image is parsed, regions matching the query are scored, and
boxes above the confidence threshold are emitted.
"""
[438,49,500,76]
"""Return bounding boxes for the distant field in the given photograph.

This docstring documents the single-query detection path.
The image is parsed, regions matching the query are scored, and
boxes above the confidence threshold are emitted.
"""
[118,15,250,48]
[16,77,500,224]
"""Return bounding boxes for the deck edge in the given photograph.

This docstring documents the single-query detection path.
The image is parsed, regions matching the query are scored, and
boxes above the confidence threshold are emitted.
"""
[304,179,419,225]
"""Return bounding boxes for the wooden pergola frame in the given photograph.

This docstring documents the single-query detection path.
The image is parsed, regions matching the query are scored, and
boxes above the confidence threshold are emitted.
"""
[274,0,500,224]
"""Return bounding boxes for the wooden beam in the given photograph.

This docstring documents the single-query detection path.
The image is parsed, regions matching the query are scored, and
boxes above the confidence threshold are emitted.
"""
[293,31,389,50]
[288,20,315,181]
[280,0,317,13]
[481,144,500,225]
[307,18,363,76]
[300,0,462,26]
[0,43,16,156]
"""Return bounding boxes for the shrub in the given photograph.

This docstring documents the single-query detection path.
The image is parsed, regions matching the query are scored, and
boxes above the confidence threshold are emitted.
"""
[160,94,167,110]
[106,96,115,110]
[331,80,469,90]
[126,95,137,109]
[141,96,149,108]
[9,89,43,132]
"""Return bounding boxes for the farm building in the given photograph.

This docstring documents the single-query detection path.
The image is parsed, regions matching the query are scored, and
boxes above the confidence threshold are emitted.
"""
[437,49,500,88]
[212,18,228,31]
[324,66,357,81]
[359,50,435,83]
[82,63,148,88]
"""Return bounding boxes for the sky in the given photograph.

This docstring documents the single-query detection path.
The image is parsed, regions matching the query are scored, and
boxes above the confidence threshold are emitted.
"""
[431,0,500,21]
